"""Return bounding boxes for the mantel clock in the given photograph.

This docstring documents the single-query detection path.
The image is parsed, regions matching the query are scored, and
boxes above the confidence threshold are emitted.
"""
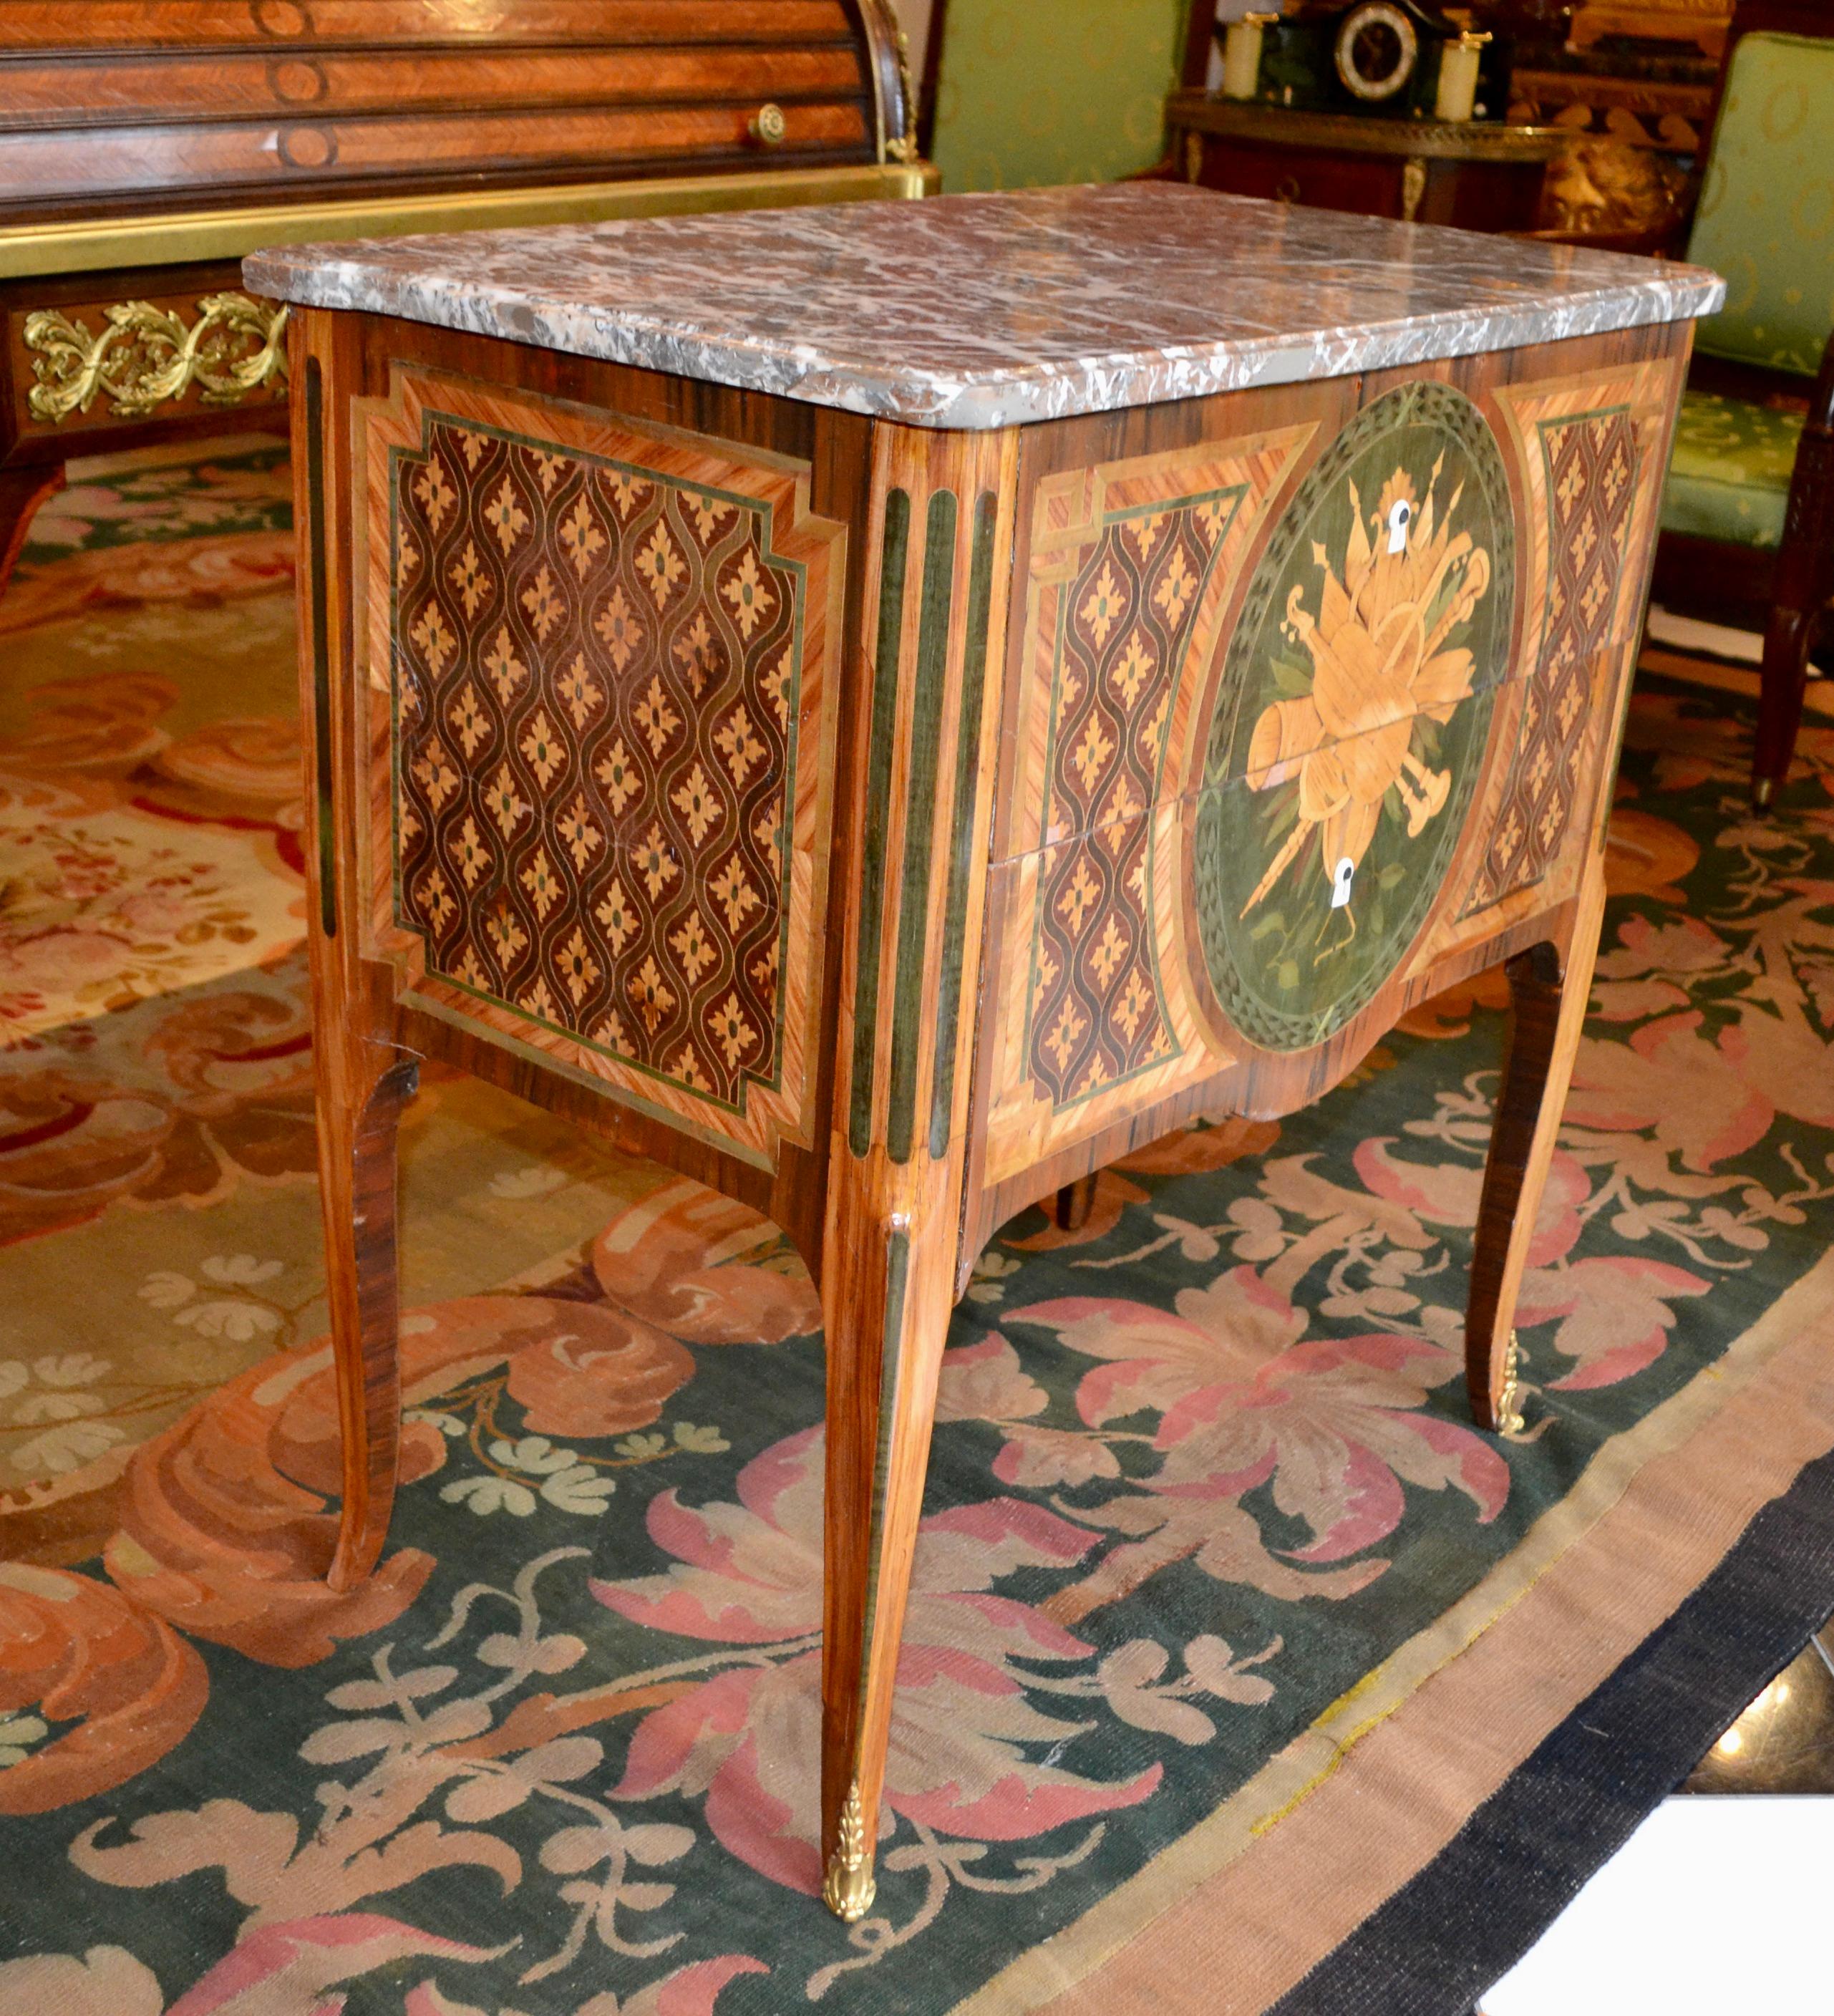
[1250,0,1515,117]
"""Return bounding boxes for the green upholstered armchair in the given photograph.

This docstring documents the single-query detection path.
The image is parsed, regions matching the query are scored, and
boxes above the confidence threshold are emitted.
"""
[1653,16,1834,806]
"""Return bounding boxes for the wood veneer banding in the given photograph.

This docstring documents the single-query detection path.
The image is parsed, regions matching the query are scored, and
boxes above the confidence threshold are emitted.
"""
[886,486,957,1166]
[929,488,1001,1163]
[849,484,910,1159]
[857,1221,911,1715]
[304,352,336,941]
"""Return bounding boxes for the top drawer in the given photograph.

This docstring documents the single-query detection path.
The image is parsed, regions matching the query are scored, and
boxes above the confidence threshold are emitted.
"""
[995,364,1665,872]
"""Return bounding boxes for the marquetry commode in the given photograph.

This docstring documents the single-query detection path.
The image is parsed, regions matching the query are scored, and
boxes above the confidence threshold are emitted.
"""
[248,185,1721,1922]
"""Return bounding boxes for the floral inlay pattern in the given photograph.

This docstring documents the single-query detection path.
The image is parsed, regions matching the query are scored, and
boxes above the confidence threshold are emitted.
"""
[1194,382,1513,1055]
[392,410,805,1114]
[1238,456,1493,919]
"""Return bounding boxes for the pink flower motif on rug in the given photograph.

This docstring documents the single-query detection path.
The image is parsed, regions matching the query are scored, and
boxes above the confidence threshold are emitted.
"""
[1001,1267,1510,1622]
[593,1425,1161,1894]
[1354,1138,1712,1390]
[399,1954,768,2016]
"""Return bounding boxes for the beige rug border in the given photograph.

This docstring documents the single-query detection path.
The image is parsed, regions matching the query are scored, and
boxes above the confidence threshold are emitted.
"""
[951,1251,1834,2016]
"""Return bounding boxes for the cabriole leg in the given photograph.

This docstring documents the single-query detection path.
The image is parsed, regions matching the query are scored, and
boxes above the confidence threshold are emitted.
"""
[291,309,422,1588]
[1466,859,1607,1432]
[311,985,419,1592]
[0,462,64,596]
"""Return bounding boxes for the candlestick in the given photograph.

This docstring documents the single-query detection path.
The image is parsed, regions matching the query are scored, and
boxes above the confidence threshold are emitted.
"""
[1434,29,1491,122]
[1223,10,1280,100]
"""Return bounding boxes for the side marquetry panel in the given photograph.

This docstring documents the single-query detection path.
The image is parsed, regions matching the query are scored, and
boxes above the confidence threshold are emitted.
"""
[1458,359,1675,920]
[355,367,845,1169]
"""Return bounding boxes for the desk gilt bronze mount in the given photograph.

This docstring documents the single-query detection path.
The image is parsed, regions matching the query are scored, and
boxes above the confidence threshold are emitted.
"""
[248,185,1720,1920]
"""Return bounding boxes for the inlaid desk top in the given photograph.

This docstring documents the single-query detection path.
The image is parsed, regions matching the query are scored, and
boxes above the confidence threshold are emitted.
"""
[244,183,1722,428]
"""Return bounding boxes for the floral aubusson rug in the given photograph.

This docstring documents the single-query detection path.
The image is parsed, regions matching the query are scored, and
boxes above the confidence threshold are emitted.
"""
[0,443,1831,2016]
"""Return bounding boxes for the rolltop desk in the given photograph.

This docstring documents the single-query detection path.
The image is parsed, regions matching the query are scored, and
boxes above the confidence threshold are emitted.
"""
[0,0,923,591]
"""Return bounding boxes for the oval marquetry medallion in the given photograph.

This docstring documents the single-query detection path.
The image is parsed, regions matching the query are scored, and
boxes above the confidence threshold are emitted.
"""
[1192,381,1515,1053]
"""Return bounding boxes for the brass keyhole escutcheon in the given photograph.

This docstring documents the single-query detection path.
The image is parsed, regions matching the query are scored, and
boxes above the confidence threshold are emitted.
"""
[749,102,788,146]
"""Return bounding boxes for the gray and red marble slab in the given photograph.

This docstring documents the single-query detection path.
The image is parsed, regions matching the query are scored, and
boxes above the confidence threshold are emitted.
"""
[246,182,1723,430]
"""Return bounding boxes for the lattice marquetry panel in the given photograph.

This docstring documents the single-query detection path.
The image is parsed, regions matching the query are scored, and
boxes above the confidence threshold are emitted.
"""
[362,370,843,1165]
[1027,488,1241,1106]
[1465,404,1640,913]
[977,427,1312,1190]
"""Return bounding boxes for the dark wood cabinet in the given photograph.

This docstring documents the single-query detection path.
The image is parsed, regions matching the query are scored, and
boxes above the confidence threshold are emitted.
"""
[1167,94,1570,231]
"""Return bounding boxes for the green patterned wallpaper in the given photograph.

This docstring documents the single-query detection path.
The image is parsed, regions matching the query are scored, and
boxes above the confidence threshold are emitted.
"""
[931,0,1190,193]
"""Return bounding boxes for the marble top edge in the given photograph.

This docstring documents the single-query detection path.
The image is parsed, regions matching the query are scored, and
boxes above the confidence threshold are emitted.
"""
[246,184,1726,431]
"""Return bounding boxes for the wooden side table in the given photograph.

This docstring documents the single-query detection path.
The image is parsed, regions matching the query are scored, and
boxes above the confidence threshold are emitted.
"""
[1167,92,1573,229]
[250,184,1719,1920]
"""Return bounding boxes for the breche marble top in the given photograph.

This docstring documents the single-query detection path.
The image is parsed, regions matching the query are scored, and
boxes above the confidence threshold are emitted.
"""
[245,183,1724,431]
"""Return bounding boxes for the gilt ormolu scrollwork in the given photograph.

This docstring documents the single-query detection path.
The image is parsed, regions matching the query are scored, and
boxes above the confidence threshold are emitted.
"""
[23,292,290,424]
[1495,1330,1527,1439]
[886,22,921,164]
